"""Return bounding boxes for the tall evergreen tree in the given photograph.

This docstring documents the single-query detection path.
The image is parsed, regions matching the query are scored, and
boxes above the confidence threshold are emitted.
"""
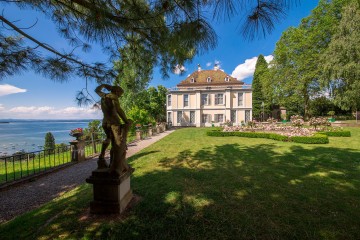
[44,132,55,152]
[252,55,268,120]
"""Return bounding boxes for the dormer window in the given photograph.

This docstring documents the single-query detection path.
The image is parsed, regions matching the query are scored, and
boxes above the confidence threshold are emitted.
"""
[190,77,195,83]
[207,77,212,82]
[224,76,230,82]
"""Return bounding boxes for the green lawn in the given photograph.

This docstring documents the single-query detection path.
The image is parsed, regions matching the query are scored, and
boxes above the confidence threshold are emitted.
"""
[0,143,102,185]
[1,128,360,239]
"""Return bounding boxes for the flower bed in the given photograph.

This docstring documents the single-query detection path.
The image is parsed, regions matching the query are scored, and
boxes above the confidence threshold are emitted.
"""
[207,129,328,144]
[210,116,351,144]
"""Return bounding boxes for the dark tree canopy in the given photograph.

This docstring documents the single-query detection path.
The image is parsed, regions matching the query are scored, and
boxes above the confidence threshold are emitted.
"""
[1,0,298,85]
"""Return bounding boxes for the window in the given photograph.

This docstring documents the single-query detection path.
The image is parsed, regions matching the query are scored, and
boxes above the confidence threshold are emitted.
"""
[184,94,189,107]
[190,111,195,124]
[167,112,172,123]
[238,92,244,106]
[207,77,211,82]
[215,93,224,105]
[190,77,195,83]
[215,114,224,123]
[177,111,183,124]
[202,114,210,123]
[201,94,210,105]
[231,110,236,122]
[167,95,172,106]
[245,110,251,122]
[224,76,230,82]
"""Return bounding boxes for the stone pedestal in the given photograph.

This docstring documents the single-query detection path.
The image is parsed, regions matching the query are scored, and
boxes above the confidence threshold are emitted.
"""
[148,127,153,137]
[136,130,142,140]
[69,140,85,162]
[156,125,160,134]
[86,168,134,214]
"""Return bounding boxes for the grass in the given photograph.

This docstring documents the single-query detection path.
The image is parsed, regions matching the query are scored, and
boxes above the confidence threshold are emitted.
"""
[0,143,102,185]
[1,127,360,239]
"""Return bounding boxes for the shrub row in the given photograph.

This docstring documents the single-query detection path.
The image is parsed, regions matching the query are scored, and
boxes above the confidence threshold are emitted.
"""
[207,130,289,141]
[207,130,330,144]
[290,134,329,144]
[318,131,351,137]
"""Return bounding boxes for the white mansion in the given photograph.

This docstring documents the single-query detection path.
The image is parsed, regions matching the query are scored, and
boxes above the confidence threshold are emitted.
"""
[167,65,253,127]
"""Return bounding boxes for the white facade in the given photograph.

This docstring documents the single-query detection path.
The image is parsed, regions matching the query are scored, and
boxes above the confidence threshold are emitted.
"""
[166,68,252,127]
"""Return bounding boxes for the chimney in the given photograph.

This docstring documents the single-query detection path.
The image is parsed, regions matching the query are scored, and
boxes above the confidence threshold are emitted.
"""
[214,63,219,71]
[197,64,201,72]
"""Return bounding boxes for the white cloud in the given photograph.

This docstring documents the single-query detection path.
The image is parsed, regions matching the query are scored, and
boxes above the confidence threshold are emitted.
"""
[1,104,101,119]
[0,84,27,97]
[231,55,273,81]
[173,65,186,75]
[206,62,212,67]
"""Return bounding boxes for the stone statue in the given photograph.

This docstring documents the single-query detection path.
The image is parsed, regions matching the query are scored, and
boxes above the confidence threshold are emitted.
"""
[95,84,132,176]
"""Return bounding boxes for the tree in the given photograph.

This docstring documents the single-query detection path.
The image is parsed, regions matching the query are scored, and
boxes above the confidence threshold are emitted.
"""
[44,132,55,152]
[252,55,268,120]
[322,0,360,111]
[270,0,350,119]
[146,86,167,122]
[1,0,299,91]
[127,106,153,132]
[83,120,104,141]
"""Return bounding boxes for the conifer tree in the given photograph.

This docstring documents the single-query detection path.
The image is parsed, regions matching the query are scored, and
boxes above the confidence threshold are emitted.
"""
[252,55,268,120]
[44,132,56,153]
[1,0,297,86]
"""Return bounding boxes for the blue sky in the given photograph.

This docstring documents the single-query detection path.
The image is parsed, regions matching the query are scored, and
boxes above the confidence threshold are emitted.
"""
[0,1,319,119]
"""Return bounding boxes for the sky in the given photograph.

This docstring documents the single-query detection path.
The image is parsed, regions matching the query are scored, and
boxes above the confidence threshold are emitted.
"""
[0,1,319,119]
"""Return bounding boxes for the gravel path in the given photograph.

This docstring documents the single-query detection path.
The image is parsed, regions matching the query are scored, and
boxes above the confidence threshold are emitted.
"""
[0,130,174,223]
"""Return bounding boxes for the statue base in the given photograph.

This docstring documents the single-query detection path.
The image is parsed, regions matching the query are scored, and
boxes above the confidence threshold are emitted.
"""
[86,168,134,214]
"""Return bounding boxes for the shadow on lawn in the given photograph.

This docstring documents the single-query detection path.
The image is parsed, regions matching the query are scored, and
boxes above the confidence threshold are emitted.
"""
[2,144,360,240]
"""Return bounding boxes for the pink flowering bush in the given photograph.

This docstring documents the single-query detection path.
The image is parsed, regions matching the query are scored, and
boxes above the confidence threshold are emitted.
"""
[221,113,346,138]
[290,115,304,128]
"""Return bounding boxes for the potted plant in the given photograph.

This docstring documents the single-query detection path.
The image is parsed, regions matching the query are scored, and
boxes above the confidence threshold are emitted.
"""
[69,128,83,140]
[327,111,335,122]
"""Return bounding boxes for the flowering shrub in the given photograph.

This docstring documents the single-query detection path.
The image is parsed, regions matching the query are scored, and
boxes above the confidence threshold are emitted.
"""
[247,120,257,128]
[290,115,304,128]
[309,117,331,130]
[267,117,277,124]
[215,111,353,144]
[224,120,233,126]
[69,128,83,137]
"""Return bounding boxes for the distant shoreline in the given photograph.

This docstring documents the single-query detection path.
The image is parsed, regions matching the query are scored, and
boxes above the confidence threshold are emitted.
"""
[0,122,10,124]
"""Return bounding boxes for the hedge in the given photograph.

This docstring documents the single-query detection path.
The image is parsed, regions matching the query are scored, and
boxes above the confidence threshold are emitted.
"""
[290,134,329,144]
[318,131,351,137]
[207,130,288,142]
[207,130,330,144]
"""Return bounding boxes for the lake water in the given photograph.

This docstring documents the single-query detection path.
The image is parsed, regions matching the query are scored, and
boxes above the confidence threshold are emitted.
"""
[0,120,95,156]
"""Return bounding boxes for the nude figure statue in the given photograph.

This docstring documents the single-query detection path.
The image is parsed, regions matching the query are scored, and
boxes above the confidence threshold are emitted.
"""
[95,84,132,176]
